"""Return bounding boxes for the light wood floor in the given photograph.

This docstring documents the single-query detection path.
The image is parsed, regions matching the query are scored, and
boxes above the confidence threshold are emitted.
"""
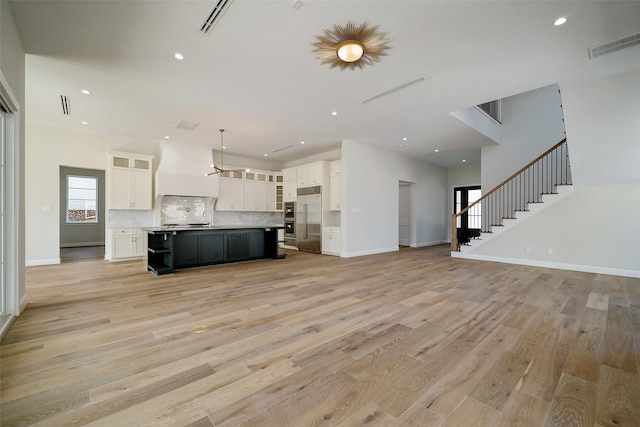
[2,245,639,426]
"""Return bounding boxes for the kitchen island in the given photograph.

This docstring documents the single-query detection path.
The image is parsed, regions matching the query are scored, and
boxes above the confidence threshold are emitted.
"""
[142,225,285,275]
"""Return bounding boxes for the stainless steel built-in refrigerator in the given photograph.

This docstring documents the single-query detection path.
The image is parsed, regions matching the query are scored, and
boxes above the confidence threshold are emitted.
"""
[296,186,321,253]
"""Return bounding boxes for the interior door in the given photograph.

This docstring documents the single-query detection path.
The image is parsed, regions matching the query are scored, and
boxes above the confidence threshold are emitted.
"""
[454,186,481,245]
[398,182,411,246]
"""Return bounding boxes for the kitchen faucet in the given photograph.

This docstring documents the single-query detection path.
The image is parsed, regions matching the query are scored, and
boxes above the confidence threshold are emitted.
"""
[203,210,212,227]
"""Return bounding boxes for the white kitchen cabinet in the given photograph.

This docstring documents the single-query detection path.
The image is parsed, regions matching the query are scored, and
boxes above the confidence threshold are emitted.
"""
[329,160,341,176]
[283,167,297,182]
[244,180,268,211]
[110,169,152,210]
[218,170,280,212]
[274,174,283,211]
[329,160,341,211]
[297,162,323,188]
[267,174,276,211]
[110,228,144,260]
[110,153,152,172]
[329,175,341,211]
[283,181,297,202]
[322,227,340,256]
[218,177,245,211]
[109,152,153,210]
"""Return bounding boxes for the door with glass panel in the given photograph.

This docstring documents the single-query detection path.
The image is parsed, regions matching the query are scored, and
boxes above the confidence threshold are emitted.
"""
[454,185,481,246]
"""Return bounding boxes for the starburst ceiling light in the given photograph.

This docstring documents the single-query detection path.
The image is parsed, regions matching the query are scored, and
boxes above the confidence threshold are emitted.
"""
[312,21,391,71]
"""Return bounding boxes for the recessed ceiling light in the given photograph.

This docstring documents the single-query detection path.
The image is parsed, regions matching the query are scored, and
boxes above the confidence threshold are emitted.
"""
[174,53,184,60]
[402,137,408,141]
[397,144,404,148]
[81,89,91,95]
[300,141,305,144]
[263,153,268,157]
[331,111,337,116]
[164,136,170,139]
[434,149,439,152]
[462,159,467,163]
[222,146,227,150]
[81,121,88,125]
[554,17,567,26]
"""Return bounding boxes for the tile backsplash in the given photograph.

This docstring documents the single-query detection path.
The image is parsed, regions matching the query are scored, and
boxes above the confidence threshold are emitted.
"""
[108,210,154,228]
[161,196,212,225]
[110,196,284,228]
[213,211,283,226]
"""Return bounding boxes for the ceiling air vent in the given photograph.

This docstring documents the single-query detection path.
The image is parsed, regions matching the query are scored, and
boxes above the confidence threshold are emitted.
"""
[361,77,426,104]
[589,32,640,59]
[60,95,70,115]
[199,0,234,35]
[174,119,200,131]
[271,145,294,154]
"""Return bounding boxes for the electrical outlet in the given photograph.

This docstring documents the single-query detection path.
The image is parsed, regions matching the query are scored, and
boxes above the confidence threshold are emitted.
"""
[546,248,553,255]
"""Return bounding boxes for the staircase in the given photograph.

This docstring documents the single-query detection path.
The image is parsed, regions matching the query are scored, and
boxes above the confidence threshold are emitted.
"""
[451,139,572,254]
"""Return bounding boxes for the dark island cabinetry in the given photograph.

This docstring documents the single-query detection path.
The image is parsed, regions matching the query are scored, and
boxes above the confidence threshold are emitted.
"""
[225,232,247,261]
[146,232,173,275]
[173,232,225,268]
[144,227,283,275]
[199,233,225,265]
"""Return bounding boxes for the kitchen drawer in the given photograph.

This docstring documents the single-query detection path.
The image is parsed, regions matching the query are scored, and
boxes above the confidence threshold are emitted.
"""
[112,228,142,235]
[322,226,340,233]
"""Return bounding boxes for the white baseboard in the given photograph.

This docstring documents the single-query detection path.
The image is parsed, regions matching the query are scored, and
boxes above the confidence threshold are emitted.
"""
[411,240,448,248]
[342,246,399,258]
[109,257,143,262]
[20,295,27,313]
[451,252,640,278]
[25,258,61,267]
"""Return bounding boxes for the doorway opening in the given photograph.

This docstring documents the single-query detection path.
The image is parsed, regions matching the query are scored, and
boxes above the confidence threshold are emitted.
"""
[454,185,481,245]
[398,181,413,247]
[59,166,106,262]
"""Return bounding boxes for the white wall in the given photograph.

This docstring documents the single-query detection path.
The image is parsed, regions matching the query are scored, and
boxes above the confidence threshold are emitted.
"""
[25,123,159,265]
[341,140,447,257]
[470,185,640,276]
[481,84,565,190]
[561,69,640,185]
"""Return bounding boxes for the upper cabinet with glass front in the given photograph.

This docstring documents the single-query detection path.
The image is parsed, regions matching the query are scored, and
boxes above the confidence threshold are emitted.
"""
[110,153,153,172]
[108,152,154,210]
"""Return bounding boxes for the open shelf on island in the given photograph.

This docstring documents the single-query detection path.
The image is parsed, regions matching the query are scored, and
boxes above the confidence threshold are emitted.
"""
[148,247,171,254]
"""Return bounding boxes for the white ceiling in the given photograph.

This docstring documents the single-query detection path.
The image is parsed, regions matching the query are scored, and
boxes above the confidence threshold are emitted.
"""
[9,0,640,167]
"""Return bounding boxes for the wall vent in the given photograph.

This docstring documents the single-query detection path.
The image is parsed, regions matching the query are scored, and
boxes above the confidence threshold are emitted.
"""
[589,32,640,59]
[199,0,234,35]
[174,119,200,131]
[60,95,70,115]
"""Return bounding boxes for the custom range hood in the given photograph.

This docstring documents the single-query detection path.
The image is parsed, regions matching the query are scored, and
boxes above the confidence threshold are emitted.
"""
[155,140,219,198]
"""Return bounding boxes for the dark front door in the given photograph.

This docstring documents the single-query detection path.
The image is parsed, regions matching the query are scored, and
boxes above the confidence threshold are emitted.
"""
[454,186,481,245]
